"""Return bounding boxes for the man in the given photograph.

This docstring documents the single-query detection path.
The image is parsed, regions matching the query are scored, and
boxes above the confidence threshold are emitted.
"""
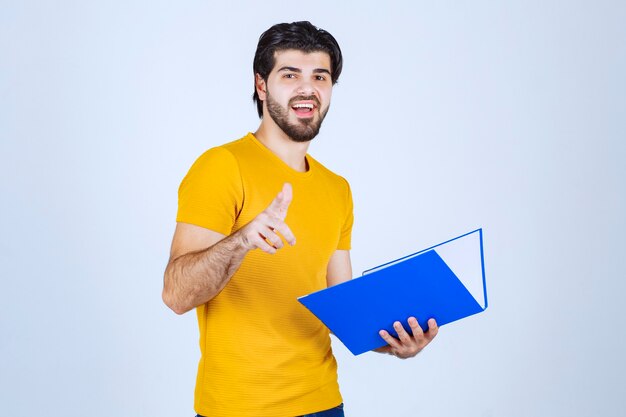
[162,21,438,417]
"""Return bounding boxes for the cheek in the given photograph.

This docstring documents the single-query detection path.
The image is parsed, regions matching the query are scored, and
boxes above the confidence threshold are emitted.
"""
[270,87,291,104]
[319,92,332,111]
[320,88,332,104]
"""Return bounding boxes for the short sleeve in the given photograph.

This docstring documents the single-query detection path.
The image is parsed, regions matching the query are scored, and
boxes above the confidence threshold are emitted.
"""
[336,177,354,250]
[176,147,243,235]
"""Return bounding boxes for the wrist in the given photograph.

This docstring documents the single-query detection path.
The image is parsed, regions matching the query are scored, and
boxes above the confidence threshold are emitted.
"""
[229,228,252,252]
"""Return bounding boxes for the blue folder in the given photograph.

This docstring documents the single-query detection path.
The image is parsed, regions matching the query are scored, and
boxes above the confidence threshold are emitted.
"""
[298,229,488,355]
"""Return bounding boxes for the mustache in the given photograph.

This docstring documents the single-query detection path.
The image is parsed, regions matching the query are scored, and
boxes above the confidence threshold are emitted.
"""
[289,95,320,107]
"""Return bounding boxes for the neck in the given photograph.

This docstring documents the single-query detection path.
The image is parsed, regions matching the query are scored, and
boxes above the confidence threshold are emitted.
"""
[254,120,311,172]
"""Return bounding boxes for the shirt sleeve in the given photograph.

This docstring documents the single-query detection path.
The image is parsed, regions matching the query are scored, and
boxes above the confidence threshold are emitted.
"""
[176,147,243,236]
[336,177,354,250]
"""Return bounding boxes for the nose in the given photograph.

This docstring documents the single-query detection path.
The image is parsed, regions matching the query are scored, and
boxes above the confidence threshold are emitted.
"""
[296,79,316,97]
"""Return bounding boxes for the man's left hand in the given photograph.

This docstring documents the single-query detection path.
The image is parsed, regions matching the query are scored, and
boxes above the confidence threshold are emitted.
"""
[374,317,438,359]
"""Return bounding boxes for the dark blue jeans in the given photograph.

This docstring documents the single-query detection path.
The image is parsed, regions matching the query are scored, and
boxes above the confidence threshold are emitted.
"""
[196,403,345,417]
[300,403,345,417]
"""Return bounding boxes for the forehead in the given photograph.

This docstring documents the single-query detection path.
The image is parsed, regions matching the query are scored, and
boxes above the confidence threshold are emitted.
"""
[271,49,331,72]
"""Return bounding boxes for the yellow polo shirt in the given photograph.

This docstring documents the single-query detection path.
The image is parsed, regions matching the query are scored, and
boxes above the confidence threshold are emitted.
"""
[176,133,353,417]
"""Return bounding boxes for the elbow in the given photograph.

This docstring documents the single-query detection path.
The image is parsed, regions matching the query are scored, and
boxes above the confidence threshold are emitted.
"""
[171,306,189,316]
[162,268,190,315]
[162,287,190,315]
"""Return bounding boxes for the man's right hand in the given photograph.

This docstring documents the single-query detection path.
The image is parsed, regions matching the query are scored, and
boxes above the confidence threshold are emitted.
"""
[163,182,296,313]
[235,183,296,254]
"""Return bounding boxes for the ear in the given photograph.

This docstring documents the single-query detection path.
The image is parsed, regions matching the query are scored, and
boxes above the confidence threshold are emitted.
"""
[255,73,267,101]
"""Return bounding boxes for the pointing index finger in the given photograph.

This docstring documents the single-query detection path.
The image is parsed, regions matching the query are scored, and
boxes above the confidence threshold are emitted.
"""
[267,183,293,220]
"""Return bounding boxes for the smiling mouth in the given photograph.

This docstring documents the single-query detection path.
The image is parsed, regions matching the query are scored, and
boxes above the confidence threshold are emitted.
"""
[291,102,316,118]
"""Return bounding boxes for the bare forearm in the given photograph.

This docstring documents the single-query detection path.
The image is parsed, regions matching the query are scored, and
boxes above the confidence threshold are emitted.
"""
[163,233,248,314]
[163,183,296,314]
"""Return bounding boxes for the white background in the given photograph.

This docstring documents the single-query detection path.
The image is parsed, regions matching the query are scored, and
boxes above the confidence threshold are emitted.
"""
[1,1,625,416]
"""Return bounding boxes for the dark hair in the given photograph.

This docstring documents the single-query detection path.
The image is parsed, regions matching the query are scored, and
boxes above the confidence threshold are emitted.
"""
[252,21,343,118]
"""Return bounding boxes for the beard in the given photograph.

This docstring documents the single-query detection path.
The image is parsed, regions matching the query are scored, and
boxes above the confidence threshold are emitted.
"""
[265,90,330,143]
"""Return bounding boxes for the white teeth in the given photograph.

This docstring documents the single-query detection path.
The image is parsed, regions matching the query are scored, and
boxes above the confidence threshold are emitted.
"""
[292,103,314,109]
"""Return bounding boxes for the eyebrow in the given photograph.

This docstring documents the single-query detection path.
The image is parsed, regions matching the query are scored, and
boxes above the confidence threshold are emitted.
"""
[277,66,332,76]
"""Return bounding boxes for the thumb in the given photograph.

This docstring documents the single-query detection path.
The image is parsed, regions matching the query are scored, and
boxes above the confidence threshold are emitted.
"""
[267,183,292,220]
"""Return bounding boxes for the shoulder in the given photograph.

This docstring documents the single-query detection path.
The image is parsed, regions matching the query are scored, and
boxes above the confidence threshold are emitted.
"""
[308,155,351,194]
[185,136,250,177]
[192,144,237,169]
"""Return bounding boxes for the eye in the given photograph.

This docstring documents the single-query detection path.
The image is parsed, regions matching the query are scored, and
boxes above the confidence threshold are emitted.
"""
[283,73,297,79]
[315,75,327,81]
